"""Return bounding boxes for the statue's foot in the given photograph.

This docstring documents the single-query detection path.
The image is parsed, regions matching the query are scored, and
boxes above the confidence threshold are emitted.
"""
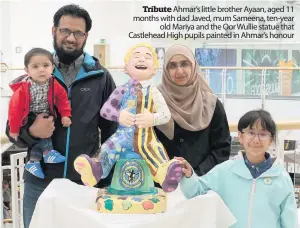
[74,155,103,187]
[161,160,183,193]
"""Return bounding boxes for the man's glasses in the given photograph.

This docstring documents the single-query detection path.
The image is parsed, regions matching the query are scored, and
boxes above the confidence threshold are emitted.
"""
[59,28,86,39]
[242,131,272,141]
[167,60,191,70]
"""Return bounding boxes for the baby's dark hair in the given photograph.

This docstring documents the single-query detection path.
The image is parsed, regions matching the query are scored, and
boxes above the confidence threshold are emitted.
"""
[238,109,277,142]
[24,48,53,67]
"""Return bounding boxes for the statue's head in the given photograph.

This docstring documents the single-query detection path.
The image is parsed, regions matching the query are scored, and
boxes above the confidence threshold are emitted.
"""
[124,43,158,81]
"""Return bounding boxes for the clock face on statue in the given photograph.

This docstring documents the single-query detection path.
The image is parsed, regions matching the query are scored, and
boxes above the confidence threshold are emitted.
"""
[119,160,145,190]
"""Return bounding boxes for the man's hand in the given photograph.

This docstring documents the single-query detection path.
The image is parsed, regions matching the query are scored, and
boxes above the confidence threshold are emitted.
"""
[175,156,192,178]
[135,109,154,128]
[119,107,135,127]
[29,113,55,139]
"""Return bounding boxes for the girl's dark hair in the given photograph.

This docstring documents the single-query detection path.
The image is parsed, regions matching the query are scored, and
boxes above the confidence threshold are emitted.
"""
[53,4,92,32]
[24,48,53,67]
[238,109,277,141]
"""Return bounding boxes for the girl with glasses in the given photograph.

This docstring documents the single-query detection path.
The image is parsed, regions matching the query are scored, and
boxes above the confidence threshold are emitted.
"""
[178,109,297,228]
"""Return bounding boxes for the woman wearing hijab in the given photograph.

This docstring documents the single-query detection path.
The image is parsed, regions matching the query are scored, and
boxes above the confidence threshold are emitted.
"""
[155,44,231,176]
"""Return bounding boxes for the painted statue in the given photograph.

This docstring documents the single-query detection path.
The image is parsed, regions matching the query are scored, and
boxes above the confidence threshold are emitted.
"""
[74,44,183,198]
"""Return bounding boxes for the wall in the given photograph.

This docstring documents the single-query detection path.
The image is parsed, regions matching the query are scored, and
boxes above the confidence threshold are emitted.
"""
[1,1,300,88]
[1,0,145,92]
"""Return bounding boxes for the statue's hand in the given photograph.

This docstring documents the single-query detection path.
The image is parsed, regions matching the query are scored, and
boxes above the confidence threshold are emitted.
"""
[119,107,135,127]
[135,109,154,128]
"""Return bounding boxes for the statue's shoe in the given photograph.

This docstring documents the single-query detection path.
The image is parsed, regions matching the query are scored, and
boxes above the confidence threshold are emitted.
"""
[74,154,103,187]
[155,159,183,193]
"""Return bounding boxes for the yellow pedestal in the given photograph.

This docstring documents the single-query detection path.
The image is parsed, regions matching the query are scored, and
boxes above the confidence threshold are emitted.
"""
[96,187,167,214]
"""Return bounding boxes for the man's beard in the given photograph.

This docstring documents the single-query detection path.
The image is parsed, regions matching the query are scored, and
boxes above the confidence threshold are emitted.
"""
[53,36,86,65]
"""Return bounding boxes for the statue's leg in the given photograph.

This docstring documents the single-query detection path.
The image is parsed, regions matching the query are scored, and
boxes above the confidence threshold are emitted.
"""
[134,127,183,192]
[99,135,124,179]
[74,132,127,186]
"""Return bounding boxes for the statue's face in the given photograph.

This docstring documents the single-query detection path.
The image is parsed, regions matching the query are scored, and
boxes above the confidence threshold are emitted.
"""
[125,46,157,81]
